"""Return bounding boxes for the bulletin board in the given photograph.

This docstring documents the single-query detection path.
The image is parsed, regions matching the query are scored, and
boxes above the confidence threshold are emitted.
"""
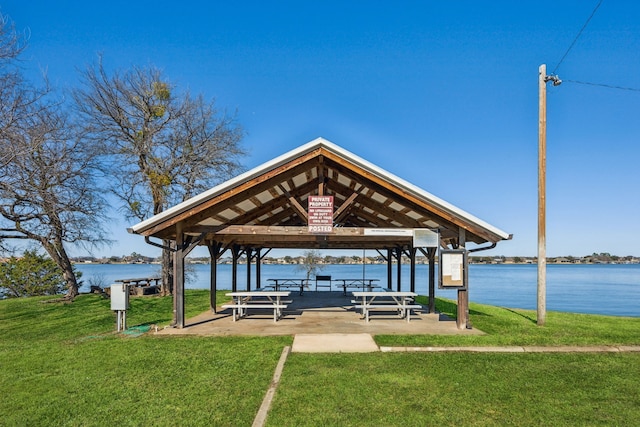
[439,249,468,289]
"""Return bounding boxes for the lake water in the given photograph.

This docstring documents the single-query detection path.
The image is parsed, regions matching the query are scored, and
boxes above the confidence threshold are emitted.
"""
[75,263,640,317]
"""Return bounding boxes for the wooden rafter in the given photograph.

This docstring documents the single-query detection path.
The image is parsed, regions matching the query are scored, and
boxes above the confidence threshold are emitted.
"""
[141,152,320,235]
[132,142,509,247]
[321,152,499,242]
[196,225,414,249]
[277,183,308,222]
[317,155,325,196]
[333,186,362,224]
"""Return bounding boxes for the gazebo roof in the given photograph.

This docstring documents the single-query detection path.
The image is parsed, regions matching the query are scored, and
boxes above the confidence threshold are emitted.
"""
[128,137,511,249]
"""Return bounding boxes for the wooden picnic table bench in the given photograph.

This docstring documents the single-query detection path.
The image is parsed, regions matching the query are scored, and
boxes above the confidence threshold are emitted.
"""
[114,277,161,295]
[115,277,161,286]
[334,278,380,296]
[352,291,421,323]
[222,291,291,322]
[267,278,309,295]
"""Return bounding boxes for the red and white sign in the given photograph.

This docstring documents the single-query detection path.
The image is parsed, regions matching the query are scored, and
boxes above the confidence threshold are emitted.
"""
[308,195,334,234]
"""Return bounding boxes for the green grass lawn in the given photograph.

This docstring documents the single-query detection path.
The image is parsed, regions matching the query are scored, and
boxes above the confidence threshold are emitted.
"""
[1,291,638,426]
[375,296,640,347]
[269,352,640,426]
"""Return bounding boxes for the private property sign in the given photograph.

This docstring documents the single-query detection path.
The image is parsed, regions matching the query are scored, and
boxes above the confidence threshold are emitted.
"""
[308,195,334,233]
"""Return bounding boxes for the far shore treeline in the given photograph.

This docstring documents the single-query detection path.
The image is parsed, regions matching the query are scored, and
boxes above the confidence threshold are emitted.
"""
[61,251,640,266]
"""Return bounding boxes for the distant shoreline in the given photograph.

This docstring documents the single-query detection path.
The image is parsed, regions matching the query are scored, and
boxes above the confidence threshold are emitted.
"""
[72,259,640,266]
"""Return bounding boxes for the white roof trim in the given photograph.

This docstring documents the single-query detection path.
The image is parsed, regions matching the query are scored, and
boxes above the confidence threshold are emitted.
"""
[128,137,511,241]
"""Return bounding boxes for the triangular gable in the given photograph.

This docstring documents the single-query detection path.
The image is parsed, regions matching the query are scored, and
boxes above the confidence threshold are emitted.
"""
[128,137,511,248]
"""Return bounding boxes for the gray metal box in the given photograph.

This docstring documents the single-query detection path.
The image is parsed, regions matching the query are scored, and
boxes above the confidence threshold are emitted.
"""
[110,284,129,310]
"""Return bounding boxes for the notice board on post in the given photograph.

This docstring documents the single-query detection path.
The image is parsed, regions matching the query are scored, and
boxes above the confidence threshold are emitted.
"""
[439,249,468,289]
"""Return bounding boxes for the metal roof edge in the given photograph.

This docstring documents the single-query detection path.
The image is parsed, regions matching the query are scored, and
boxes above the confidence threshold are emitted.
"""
[129,136,511,242]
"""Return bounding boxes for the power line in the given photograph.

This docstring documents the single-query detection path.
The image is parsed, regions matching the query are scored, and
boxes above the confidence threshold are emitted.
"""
[552,0,604,75]
[564,79,640,92]
[550,0,640,93]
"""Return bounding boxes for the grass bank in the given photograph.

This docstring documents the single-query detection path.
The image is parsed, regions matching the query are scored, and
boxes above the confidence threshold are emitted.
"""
[1,290,638,426]
[375,296,640,347]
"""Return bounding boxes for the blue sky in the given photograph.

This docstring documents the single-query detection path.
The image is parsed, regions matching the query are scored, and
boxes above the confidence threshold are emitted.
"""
[4,1,640,258]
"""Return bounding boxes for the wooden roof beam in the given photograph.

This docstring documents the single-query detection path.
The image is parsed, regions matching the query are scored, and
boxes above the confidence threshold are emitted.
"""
[333,188,362,224]
[323,164,485,239]
[178,165,313,229]
[317,155,326,196]
[142,155,320,235]
[278,183,308,222]
[326,155,501,242]
[225,180,318,226]
[325,179,421,228]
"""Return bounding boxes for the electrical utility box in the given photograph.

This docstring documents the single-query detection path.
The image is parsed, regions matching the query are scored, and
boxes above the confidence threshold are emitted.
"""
[110,284,129,310]
[111,284,129,332]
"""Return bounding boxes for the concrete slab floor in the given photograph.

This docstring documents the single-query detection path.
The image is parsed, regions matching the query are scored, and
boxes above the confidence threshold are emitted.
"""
[155,291,484,337]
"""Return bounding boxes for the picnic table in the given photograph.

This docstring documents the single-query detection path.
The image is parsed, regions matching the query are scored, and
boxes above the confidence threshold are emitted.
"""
[114,277,161,295]
[222,291,291,322]
[352,290,420,323]
[334,278,380,296]
[266,278,310,295]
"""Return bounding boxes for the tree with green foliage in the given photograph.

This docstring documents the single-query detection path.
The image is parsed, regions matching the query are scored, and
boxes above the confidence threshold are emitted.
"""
[0,250,71,297]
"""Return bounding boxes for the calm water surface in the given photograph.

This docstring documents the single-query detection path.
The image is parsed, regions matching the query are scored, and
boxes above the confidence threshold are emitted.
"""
[75,263,640,317]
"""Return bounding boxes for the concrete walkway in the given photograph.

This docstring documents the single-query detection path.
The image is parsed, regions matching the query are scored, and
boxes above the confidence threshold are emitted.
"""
[292,333,379,353]
[290,335,640,353]
[381,344,640,353]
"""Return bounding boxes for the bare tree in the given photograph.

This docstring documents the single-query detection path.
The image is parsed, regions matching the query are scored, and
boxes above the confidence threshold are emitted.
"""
[73,58,244,295]
[0,100,110,299]
[0,12,31,171]
[296,250,325,282]
[0,13,28,254]
[0,13,108,298]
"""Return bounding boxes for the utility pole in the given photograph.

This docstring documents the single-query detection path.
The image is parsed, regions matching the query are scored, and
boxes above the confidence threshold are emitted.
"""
[538,64,561,326]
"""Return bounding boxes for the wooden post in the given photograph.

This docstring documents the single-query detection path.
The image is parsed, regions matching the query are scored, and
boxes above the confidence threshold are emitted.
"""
[395,247,402,291]
[231,244,240,292]
[387,248,393,289]
[256,248,262,289]
[456,228,468,329]
[174,221,185,328]
[409,247,416,293]
[538,64,547,326]
[428,247,436,314]
[246,247,252,291]
[207,243,220,313]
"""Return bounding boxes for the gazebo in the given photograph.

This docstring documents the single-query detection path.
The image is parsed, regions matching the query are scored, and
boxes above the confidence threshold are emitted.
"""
[128,137,511,329]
